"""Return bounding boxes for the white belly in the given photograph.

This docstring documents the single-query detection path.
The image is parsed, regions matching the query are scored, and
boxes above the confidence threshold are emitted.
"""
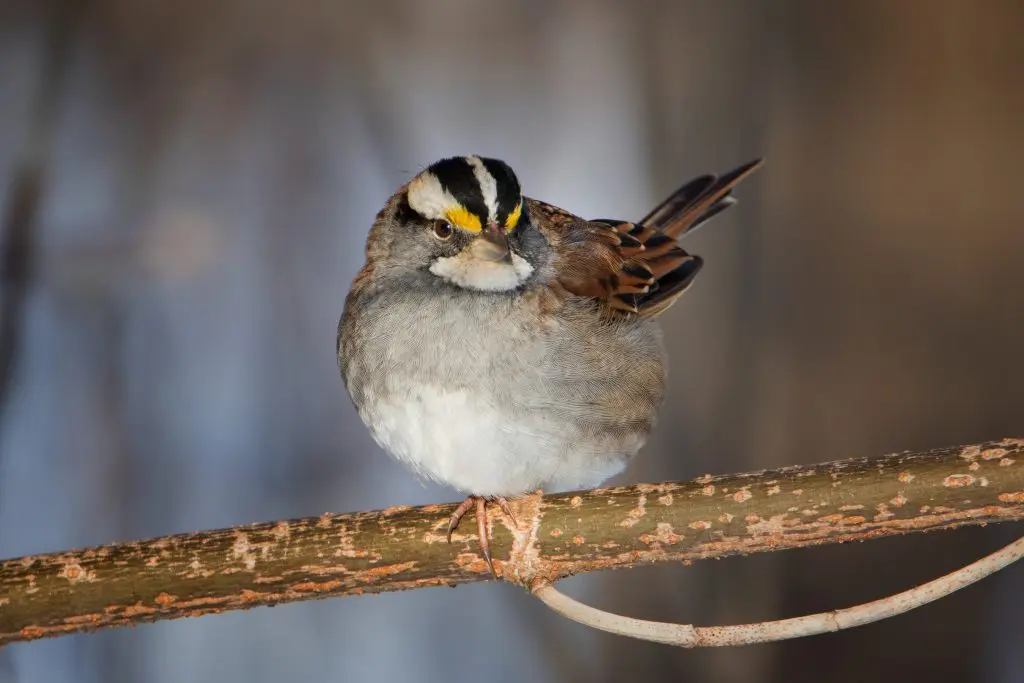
[361,385,637,496]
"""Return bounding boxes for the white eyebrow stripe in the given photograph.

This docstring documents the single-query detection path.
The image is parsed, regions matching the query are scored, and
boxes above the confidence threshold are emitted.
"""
[466,156,498,224]
[407,171,456,221]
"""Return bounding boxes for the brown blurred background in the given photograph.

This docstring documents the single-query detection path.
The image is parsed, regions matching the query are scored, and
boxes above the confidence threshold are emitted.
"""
[1,1,1023,681]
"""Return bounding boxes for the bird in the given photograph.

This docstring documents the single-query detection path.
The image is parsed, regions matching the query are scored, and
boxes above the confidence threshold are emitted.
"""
[337,155,762,576]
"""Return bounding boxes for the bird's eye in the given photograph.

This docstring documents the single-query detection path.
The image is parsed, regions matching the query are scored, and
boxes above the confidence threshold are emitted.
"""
[431,220,453,240]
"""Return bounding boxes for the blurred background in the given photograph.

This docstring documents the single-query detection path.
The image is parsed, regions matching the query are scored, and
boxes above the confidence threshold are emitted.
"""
[2,0,1023,681]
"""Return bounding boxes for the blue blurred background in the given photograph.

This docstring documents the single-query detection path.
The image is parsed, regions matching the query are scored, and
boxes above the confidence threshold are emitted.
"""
[2,1,1023,681]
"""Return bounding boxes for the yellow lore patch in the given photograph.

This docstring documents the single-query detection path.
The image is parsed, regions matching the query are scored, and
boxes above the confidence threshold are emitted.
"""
[444,204,482,234]
[504,200,522,231]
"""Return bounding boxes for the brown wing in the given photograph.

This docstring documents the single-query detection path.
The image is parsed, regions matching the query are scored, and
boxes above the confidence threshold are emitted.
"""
[529,159,762,319]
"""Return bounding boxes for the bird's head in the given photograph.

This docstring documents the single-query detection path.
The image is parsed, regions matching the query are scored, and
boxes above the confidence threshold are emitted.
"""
[370,156,541,292]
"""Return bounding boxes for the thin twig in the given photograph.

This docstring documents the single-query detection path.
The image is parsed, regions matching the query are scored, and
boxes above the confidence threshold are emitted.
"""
[532,533,1024,646]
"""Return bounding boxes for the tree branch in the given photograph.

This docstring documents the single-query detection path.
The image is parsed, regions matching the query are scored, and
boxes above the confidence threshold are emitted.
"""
[2,438,1023,646]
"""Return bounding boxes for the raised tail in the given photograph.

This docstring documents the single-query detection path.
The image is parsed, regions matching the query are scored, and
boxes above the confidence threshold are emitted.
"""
[639,158,763,239]
[614,158,763,317]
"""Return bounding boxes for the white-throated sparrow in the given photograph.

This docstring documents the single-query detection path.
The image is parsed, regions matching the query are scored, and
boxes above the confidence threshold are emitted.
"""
[338,155,761,575]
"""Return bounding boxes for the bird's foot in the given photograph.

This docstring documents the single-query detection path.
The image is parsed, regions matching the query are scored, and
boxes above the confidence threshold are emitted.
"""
[447,495,520,578]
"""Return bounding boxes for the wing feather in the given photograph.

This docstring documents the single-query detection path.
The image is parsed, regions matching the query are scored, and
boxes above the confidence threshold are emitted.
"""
[530,159,762,318]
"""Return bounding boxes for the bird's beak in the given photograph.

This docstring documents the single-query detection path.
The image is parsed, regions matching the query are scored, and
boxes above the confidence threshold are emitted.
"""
[472,222,512,263]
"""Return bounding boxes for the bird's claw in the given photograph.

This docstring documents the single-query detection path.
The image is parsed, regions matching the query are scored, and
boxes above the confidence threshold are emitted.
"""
[446,497,476,544]
[446,495,518,579]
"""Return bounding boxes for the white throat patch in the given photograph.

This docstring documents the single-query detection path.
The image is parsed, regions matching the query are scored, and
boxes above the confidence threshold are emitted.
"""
[430,251,534,291]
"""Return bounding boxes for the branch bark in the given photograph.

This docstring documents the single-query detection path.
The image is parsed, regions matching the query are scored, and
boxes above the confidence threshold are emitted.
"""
[2,438,1023,646]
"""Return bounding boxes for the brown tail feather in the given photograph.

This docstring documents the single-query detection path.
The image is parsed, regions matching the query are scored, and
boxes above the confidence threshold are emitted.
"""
[619,159,761,317]
[639,158,763,239]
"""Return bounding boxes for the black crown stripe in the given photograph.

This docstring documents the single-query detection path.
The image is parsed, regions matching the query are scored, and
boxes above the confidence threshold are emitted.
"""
[428,157,489,226]
[479,157,522,225]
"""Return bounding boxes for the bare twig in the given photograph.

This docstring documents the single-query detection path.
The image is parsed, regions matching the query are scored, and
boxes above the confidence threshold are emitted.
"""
[1,438,1022,646]
[532,533,1024,646]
